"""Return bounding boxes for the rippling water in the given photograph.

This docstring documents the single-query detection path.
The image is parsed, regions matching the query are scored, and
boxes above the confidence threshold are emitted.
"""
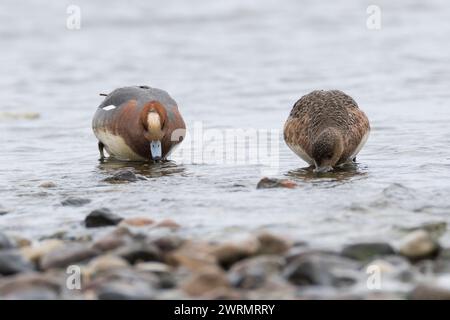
[1,0,450,248]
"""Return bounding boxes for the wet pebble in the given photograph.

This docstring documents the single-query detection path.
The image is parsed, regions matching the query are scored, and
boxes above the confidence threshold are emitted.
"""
[0,273,61,300]
[119,217,154,227]
[181,268,230,297]
[114,242,161,264]
[400,221,447,240]
[96,281,155,300]
[136,261,172,274]
[213,240,259,269]
[0,111,39,120]
[341,242,395,261]
[167,242,217,272]
[409,275,450,300]
[228,255,284,289]
[61,197,91,207]
[40,244,98,270]
[398,230,439,261]
[136,262,175,288]
[151,234,185,252]
[21,239,65,264]
[84,255,129,278]
[0,232,15,250]
[0,205,9,216]
[257,232,291,255]
[88,268,158,300]
[92,228,133,251]
[257,177,297,189]
[0,251,34,275]
[11,235,32,248]
[39,181,57,188]
[155,219,181,230]
[433,248,450,273]
[103,169,146,183]
[283,252,361,287]
[85,208,123,228]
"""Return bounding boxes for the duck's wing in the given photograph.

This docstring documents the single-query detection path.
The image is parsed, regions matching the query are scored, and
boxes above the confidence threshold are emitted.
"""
[284,97,315,164]
[342,107,370,162]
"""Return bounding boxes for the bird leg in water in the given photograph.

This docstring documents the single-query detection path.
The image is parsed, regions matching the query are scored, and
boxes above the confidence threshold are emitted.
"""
[98,142,105,160]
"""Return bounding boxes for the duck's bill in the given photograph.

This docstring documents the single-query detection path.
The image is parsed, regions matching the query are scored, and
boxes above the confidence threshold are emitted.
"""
[150,140,162,161]
[313,166,333,173]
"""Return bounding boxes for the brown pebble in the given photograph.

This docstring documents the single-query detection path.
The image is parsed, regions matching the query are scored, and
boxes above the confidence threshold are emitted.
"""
[257,232,292,255]
[181,269,230,297]
[39,181,57,188]
[156,219,180,230]
[212,240,259,269]
[92,227,132,252]
[167,241,217,272]
[257,177,297,189]
[40,244,98,270]
[21,240,65,264]
[120,217,155,227]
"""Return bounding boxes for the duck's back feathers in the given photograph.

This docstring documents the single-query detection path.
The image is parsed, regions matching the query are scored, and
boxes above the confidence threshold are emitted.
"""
[98,86,177,111]
[284,90,370,166]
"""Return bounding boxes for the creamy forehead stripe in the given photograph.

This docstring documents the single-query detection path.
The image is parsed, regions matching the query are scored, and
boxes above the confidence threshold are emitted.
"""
[102,105,116,111]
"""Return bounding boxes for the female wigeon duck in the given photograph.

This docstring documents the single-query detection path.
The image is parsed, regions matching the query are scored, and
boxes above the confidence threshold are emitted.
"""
[92,86,186,162]
[284,90,370,172]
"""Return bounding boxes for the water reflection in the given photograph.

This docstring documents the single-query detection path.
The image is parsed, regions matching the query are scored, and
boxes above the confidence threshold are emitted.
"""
[97,158,187,179]
[285,162,368,183]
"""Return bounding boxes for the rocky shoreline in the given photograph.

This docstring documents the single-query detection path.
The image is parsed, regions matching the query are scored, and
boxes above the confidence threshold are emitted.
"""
[1,206,450,300]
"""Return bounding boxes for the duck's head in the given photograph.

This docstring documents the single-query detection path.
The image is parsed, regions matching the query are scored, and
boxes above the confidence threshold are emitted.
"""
[312,128,344,173]
[141,101,167,161]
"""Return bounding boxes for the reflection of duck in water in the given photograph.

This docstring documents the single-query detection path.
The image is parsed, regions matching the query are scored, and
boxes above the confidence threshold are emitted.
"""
[92,86,186,162]
[284,90,370,172]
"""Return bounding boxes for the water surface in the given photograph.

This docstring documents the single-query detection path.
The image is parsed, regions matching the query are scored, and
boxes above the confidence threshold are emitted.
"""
[1,0,450,248]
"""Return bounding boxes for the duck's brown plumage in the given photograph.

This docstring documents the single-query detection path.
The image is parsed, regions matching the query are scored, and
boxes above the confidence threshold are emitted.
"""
[284,90,370,170]
[92,86,186,161]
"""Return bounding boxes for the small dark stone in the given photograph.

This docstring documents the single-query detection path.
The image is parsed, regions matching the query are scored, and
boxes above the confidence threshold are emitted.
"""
[103,169,146,183]
[85,208,123,228]
[228,255,284,289]
[61,197,91,207]
[151,234,184,252]
[0,251,34,276]
[341,242,395,261]
[0,206,9,216]
[257,233,291,255]
[114,243,161,264]
[283,252,361,287]
[257,177,297,189]
[0,232,15,250]
[433,248,450,273]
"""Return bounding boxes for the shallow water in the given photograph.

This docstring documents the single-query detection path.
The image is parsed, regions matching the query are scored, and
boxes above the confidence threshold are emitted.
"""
[1,0,450,249]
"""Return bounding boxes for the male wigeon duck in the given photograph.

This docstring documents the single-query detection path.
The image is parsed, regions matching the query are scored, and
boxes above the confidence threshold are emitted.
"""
[92,86,186,161]
[283,90,370,172]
